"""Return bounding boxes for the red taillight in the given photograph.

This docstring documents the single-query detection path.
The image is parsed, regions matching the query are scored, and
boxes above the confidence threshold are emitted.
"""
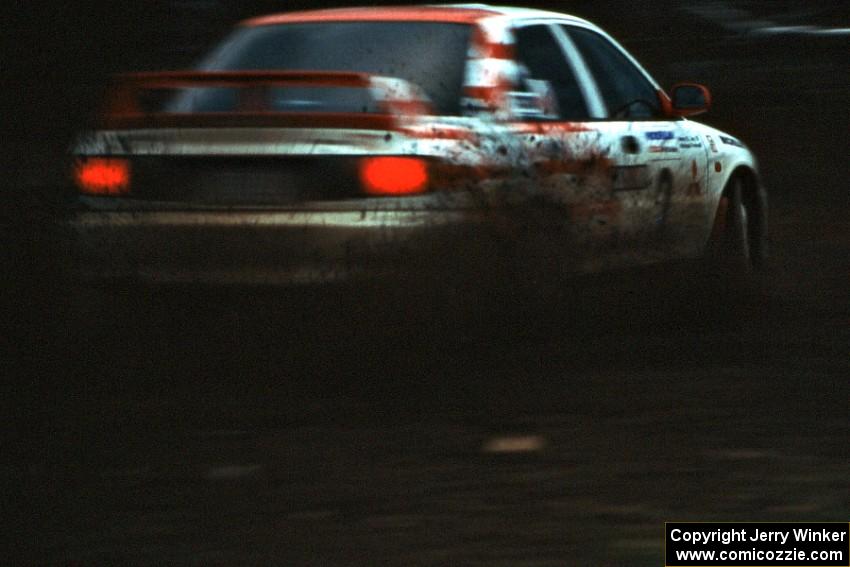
[74,158,131,195]
[359,157,428,196]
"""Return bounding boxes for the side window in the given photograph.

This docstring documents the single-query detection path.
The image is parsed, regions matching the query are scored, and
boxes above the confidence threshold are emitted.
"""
[513,25,590,121]
[565,26,660,119]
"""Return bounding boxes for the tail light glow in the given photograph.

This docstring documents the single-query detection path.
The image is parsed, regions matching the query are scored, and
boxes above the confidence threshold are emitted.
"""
[74,158,131,195]
[359,157,428,196]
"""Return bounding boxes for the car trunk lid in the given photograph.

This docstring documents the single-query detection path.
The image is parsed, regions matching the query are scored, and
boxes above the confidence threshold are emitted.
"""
[73,71,436,205]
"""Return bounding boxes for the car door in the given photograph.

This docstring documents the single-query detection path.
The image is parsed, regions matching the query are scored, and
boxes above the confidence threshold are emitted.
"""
[507,23,619,266]
[560,24,710,262]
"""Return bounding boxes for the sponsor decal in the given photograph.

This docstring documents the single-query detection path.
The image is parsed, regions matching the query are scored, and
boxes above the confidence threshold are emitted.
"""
[719,135,745,148]
[649,145,679,154]
[646,131,678,156]
[678,135,702,149]
[645,131,675,141]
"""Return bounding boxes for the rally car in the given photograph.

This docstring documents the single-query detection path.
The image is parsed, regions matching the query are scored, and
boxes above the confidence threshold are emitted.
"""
[67,4,767,285]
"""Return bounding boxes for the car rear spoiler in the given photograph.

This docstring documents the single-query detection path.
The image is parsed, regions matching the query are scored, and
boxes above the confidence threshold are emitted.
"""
[100,70,434,129]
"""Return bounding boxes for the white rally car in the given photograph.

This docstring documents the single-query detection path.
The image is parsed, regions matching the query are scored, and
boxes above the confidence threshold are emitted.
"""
[67,4,767,285]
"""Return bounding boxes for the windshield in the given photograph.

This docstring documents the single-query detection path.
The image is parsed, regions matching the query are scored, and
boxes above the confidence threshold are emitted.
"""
[193,21,472,115]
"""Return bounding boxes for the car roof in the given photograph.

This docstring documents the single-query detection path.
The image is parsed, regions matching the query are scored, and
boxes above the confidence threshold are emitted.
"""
[243,4,596,28]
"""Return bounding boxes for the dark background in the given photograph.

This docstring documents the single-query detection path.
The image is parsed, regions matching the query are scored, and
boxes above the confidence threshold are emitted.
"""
[3,2,849,565]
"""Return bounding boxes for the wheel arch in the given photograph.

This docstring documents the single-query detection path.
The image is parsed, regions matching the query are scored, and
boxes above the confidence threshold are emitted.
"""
[725,165,768,268]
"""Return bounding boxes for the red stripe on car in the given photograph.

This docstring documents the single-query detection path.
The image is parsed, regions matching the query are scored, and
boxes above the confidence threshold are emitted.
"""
[244,7,499,27]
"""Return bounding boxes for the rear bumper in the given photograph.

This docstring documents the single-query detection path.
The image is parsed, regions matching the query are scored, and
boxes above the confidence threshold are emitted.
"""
[66,206,514,285]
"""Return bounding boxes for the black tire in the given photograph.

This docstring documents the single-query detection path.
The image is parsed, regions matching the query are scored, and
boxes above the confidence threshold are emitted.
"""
[706,175,752,276]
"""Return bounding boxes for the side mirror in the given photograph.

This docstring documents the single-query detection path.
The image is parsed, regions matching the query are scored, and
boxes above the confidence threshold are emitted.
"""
[669,83,712,117]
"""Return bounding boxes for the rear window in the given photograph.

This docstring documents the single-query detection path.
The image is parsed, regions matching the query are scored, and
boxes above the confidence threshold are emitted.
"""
[192,22,472,115]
